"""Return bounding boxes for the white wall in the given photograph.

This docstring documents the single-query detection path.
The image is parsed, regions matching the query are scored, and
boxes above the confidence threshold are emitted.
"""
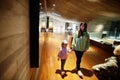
[39,12,80,33]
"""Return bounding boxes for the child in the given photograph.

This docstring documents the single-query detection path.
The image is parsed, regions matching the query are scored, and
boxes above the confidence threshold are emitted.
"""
[58,40,72,75]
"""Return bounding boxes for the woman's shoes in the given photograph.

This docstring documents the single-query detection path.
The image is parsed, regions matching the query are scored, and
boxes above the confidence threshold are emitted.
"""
[77,70,83,76]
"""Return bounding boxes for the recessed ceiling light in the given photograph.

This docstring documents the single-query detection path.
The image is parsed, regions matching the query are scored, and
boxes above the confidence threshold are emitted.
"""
[87,0,99,2]
[53,4,55,7]
[99,12,120,18]
[39,3,42,5]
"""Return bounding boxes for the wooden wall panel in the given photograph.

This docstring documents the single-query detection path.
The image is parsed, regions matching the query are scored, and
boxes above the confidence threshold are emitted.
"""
[0,34,28,63]
[0,0,30,80]
[0,53,17,80]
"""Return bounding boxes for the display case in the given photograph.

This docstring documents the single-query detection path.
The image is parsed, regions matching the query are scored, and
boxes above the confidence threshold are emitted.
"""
[89,30,120,53]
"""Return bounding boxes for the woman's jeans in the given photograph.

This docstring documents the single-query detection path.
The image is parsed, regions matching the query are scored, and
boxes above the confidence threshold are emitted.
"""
[75,50,84,70]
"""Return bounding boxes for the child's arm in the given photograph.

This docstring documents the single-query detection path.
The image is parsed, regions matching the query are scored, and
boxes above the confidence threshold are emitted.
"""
[58,48,62,60]
[68,49,72,52]
[67,47,72,53]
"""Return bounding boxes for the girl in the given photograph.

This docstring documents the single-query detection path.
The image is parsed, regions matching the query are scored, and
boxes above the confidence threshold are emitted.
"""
[58,40,71,75]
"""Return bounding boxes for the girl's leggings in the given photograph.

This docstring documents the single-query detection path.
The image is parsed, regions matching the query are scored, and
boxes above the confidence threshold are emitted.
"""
[61,59,66,71]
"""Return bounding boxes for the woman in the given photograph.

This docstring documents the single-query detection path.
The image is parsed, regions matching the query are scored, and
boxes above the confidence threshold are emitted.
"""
[72,22,90,76]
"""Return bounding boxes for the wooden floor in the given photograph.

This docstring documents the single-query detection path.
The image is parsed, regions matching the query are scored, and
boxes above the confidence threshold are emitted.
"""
[38,32,113,80]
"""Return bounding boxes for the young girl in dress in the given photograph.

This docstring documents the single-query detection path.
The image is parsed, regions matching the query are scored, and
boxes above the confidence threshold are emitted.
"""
[58,40,72,75]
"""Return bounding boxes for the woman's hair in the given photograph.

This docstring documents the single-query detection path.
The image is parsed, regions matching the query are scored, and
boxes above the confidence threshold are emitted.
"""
[79,22,87,32]
[78,22,87,37]
[84,22,87,32]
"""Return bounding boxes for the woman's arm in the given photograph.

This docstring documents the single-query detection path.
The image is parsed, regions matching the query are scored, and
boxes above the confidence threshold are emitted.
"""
[86,33,90,50]
[72,34,76,50]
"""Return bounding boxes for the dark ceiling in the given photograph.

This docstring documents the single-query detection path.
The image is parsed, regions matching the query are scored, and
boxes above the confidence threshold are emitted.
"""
[40,0,120,22]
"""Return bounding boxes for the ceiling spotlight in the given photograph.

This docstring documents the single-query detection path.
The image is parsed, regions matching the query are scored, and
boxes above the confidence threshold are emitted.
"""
[39,3,42,5]
[53,4,55,7]
[87,0,99,2]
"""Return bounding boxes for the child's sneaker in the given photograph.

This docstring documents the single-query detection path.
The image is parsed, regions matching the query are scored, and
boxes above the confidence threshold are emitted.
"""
[61,71,65,75]
[77,70,83,76]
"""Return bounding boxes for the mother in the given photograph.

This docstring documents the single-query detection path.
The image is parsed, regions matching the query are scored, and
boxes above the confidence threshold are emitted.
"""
[72,22,90,76]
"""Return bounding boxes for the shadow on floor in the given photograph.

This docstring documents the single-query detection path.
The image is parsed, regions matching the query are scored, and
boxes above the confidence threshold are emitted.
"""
[80,68,93,77]
[55,68,93,79]
[55,69,70,79]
